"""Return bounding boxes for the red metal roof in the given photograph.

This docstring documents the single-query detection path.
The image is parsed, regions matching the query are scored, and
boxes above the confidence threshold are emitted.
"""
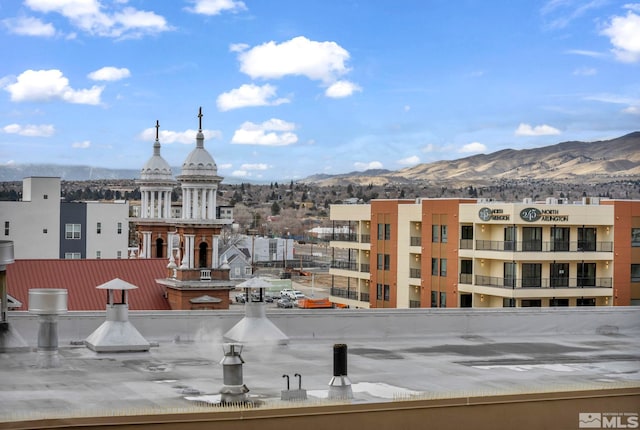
[6,259,171,311]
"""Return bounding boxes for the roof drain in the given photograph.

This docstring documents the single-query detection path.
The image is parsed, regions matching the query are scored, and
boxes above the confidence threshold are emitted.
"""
[219,343,249,404]
[328,343,353,400]
[28,288,67,368]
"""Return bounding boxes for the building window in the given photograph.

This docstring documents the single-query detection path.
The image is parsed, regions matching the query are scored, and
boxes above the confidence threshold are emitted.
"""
[550,263,569,287]
[377,253,390,270]
[521,299,542,307]
[431,258,438,276]
[64,252,81,259]
[65,224,81,239]
[632,264,640,282]
[376,283,383,300]
[383,285,390,301]
[522,227,542,251]
[432,225,439,243]
[96,251,101,259]
[578,227,597,251]
[577,262,596,287]
[504,226,516,251]
[43,228,47,234]
[632,228,640,247]
[377,223,390,240]
[97,222,102,234]
[4,221,8,236]
[441,225,448,243]
[550,227,569,252]
[117,222,122,234]
[431,290,437,307]
[577,298,596,306]
[503,298,516,307]
[117,250,122,259]
[440,292,446,307]
[522,263,542,288]
[245,266,253,276]
[43,194,48,199]
[440,258,447,277]
[460,259,472,284]
[550,298,569,307]
[504,262,516,288]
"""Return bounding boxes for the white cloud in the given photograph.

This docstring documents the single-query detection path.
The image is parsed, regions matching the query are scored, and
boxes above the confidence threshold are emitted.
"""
[231,119,298,146]
[515,123,561,136]
[3,16,56,36]
[218,163,232,169]
[325,80,361,98]
[4,69,103,105]
[459,142,487,154]
[404,105,411,112]
[601,11,640,62]
[564,49,605,58]
[623,105,640,114]
[23,0,171,39]
[422,143,435,153]
[72,140,91,148]
[231,170,249,177]
[240,163,268,170]
[397,155,420,166]
[88,66,131,81]
[354,161,383,170]
[238,36,351,83]
[2,123,55,137]
[217,84,290,111]
[229,42,249,53]
[139,128,222,144]
[4,160,16,166]
[625,4,640,13]
[186,0,247,15]
[572,67,597,76]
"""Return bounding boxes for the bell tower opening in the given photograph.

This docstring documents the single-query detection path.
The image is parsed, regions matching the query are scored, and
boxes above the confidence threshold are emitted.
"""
[155,237,164,258]
[199,242,208,268]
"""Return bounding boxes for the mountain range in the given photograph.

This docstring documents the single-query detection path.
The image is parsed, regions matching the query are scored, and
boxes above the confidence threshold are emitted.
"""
[1,132,638,185]
[302,132,640,187]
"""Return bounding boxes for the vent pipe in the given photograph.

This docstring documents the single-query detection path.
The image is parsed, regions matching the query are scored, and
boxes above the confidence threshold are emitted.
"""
[28,289,67,368]
[219,343,249,404]
[0,241,26,352]
[328,343,353,400]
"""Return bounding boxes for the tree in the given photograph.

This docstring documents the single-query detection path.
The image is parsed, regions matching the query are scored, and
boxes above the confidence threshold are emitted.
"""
[271,201,281,216]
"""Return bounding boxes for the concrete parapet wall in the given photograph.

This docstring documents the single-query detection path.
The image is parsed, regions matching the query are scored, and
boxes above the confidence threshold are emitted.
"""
[7,307,639,345]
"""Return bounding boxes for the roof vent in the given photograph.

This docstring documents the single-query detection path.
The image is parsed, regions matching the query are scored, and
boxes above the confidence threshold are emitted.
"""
[328,343,353,400]
[29,288,68,368]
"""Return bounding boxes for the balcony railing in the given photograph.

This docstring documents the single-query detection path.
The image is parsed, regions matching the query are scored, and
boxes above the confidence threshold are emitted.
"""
[409,268,421,279]
[474,275,612,289]
[460,239,473,249]
[331,287,359,300]
[200,269,211,280]
[410,236,422,246]
[459,273,473,284]
[331,260,357,271]
[360,263,370,272]
[360,292,370,302]
[474,240,613,252]
[332,233,370,243]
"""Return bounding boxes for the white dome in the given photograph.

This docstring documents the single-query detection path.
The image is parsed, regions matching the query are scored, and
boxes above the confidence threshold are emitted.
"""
[180,130,218,177]
[140,140,173,181]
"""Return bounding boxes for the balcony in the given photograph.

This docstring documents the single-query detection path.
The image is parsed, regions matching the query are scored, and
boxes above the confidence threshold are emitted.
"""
[331,260,357,271]
[200,269,211,280]
[474,275,612,289]
[409,300,421,308]
[409,268,421,279]
[410,236,422,246]
[330,287,359,300]
[332,233,370,243]
[474,240,613,253]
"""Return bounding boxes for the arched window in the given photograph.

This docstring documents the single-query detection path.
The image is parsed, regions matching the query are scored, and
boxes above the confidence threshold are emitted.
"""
[199,242,208,268]
[155,237,164,258]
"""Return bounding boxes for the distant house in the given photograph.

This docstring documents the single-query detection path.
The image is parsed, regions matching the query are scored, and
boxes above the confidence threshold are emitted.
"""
[219,245,252,280]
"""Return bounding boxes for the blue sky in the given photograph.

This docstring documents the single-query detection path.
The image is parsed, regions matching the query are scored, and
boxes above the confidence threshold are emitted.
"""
[1,0,639,182]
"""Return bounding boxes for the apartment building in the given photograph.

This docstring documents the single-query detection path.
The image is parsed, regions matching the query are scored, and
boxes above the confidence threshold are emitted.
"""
[1,177,129,259]
[329,197,640,308]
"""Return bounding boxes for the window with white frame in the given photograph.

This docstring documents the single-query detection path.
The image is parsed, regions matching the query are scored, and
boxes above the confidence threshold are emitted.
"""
[65,224,81,239]
[96,251,101,259]
[97,222,102,234]
[64,252,81,259]
[117,222,122,234]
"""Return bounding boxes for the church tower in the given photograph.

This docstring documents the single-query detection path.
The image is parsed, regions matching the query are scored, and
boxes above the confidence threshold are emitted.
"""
[133,108,234,310]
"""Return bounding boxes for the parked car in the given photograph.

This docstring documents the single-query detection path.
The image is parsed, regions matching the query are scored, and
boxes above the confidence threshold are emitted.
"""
[234,293,247,303]
[287,290,305,301]
[276,298,293,308]
[280,288,294,298]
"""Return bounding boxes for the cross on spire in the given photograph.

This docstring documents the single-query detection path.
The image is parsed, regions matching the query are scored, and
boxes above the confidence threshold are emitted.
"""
[197,107,203,131]
[155,120,160,140]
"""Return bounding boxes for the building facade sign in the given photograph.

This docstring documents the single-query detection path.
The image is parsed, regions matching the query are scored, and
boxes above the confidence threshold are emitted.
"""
[520,207,569,222]
[478,207,510,221]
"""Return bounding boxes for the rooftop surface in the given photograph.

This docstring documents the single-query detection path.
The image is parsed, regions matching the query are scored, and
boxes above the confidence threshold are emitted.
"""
[1,306,639,425]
